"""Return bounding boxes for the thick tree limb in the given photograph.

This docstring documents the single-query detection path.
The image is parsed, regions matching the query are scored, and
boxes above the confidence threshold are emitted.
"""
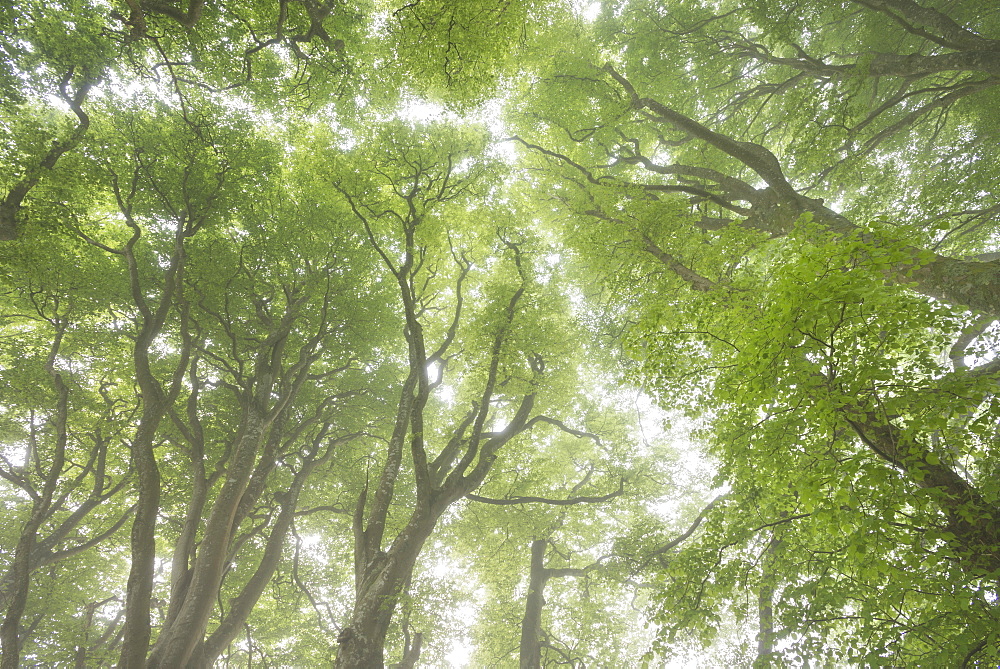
[616,154,757,204]
[851,0,1000,51]
[0,69,96,241]
[605,63,796,199]
[601,65,1000,317]
[642,235,716,292]
[466,479,624,506]
[949,316,994,370]
[844,410,1000,572]
[731,40,1000,78]
[142,0,205,28]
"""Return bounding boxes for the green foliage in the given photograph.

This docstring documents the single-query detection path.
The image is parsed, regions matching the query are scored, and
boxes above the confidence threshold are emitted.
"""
[3,0,1000,666]
[625,222,1000,663]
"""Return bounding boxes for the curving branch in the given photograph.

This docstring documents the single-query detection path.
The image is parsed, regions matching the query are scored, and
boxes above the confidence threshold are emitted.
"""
[604,63,795,198]
[727,37,1000,79]
[640,494,728,570]
[0,69,97,241]
[850,0,1000,51]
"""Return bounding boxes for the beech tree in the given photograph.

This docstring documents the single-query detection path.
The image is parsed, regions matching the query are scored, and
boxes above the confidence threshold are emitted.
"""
[510,0,1000,664]
[323,119,621,667]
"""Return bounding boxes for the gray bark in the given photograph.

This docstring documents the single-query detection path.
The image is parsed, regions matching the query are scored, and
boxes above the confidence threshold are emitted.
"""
[518,540,548,669]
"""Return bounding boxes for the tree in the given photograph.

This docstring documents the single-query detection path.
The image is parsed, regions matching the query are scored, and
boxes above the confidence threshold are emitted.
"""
[323,119,616,667]
[5,2,621,664]
[511,0,1000,664]
[0,233,134,668]
[459,393,665,667]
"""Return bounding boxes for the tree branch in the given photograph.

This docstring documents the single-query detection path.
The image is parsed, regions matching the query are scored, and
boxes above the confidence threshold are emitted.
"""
[466,479,624,506]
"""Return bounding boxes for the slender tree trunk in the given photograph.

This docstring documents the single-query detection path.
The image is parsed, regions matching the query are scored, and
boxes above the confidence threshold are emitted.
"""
[392,631,422,669]
[201,462,316,665]
[1,340,68,669]
[519,540,548,669]
[117,412,164,669]
[118,230,187,668]
[754,535,781,669]
[0,516,44,669]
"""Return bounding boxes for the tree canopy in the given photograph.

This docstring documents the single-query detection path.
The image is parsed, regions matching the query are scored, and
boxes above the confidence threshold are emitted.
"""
[2,0,999,667]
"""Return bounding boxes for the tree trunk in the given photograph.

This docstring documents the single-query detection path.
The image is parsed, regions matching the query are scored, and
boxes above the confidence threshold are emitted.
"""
[754,535,781,669]
[0,372,67,668]
[519,540,548,669]
[147,409,266,668]
[334,564,398,669]
[201,464,315,666]
[335,513,436,669]
[117,404,166,669]
[392,631,422,669]
[117,224,188,668]
[0,518,43,669]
